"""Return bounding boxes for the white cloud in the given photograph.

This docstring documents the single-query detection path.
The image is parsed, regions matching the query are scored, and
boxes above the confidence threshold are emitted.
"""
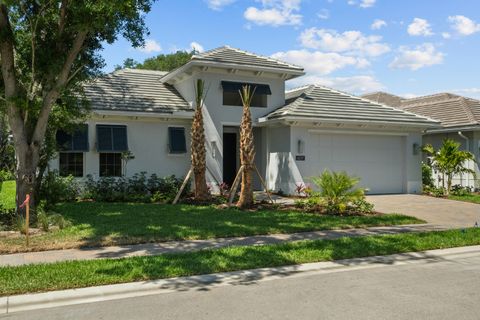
[317,9,329,20]
[272,49,369,75]
[138,39,162,53]
[407,18,434,36]
[205,0,235,10]
[441,32,451,39]
[190,42,204,53]
[299,28,390,57]
[288,75,384,93]
[448,15,480,36]
[348,0,376,8]
[244,0,302,26]
[371,19,387,30]
[389,43,444,71]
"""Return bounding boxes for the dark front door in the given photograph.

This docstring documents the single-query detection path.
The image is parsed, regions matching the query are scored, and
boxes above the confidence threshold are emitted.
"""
[223,132,237,186]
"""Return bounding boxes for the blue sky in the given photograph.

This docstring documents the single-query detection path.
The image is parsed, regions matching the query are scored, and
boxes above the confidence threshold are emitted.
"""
[102,0,480,98]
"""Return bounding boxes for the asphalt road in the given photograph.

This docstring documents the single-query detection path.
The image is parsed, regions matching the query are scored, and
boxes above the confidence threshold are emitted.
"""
[4,250,480,320]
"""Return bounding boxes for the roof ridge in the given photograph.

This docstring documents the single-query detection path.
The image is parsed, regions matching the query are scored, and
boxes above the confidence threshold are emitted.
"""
[403,92,460,102]
[459,97,478,124]
[402,96,464,107]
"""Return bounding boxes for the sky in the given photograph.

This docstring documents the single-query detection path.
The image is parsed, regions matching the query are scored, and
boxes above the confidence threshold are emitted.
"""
[101,0,480,99]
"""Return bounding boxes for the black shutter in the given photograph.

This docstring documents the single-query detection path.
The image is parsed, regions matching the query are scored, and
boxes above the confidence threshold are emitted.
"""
[221,81,271,95]
[168,127,186,153]
[96,125,128,152]
[56,124,89,151]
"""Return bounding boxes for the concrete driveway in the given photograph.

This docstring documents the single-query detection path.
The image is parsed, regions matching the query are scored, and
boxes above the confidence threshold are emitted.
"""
[367,194,480,228]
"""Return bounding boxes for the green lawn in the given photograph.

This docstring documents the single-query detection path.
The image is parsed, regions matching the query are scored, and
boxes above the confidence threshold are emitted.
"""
[0,180,15,210]
[449,194,480,204]
[1,228,479,296]
[0,202,424,253]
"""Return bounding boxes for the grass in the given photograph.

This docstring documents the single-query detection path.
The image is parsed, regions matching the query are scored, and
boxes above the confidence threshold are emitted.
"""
[448,194,480,204]
[0,202,424,253]
[1,228,479,296]
[0,180,15,210]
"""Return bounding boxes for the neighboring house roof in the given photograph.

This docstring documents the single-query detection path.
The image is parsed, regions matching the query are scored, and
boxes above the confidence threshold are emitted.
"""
[362,92,480,129]
[83,69,191,114]
[160,46,305,83]
[262,85,438,127]
[361,91,404,108]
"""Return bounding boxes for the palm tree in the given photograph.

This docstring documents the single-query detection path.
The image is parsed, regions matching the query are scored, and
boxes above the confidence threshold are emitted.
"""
[237,85,256,208]
[191,79,210,201]
[423,138,475,195]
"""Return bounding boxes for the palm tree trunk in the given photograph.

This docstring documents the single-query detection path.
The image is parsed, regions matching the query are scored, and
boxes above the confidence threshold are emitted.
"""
[191,80,209,201]
[237,86,255,209]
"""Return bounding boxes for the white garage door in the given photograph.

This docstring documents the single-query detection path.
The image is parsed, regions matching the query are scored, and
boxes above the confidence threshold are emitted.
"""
[305,133,405,194]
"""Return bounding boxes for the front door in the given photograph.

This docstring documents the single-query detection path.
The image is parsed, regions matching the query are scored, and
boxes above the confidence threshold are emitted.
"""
[223,132,237,186]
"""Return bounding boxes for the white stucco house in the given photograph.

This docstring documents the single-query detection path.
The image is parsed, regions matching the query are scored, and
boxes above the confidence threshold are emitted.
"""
[50,46,439,195]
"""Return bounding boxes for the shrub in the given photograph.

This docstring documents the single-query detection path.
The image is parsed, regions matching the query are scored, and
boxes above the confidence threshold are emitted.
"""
[83,173,184,203]
[0,169,14,182]
[424,185,445,197]
[350,198,375,214]
[37,209,50,232]
[311,170,367,215]
[422,162,434,188]
[40,171,80,209]
[14,215,27,234]
[451,184,472,196]
[0,203,15,226]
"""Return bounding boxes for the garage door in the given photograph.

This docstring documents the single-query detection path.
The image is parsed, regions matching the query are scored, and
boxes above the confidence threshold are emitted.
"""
[302,133,405,194]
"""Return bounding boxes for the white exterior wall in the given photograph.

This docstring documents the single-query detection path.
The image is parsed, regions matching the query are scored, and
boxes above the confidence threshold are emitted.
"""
[423,131,479,189]
[49,116,192,179]
[266,125,423,195]
[173,70,285,187]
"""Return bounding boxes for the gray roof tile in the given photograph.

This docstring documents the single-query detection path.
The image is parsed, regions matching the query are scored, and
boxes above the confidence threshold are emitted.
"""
[192,46,304,71]
[265,85,438,126]
[83,69,191,114]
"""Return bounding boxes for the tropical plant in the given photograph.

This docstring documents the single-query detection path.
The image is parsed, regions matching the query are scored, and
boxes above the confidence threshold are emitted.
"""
[423,139,475,195]
[422,161,434,188]
[311,170,366,215]
[0,1,154,214]
[191,79,210,201]
[237,85,256,209]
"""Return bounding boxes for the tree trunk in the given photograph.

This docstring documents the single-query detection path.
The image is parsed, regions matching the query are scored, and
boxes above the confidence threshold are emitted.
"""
[446,174,452,196]
[238,166,253,207]
[16,159,37,217]
[191,95,209,201]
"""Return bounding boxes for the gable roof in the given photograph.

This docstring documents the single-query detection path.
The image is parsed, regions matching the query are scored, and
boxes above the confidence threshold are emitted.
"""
[362,92,480,128]
[83,69,191,114]
[262,85,438,127]
[192,46,304,71]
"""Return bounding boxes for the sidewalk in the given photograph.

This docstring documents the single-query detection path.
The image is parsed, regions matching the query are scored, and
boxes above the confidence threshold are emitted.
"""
[0,224,449,267]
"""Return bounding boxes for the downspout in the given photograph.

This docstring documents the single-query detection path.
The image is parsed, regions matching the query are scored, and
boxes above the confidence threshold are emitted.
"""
[458,131,470,187]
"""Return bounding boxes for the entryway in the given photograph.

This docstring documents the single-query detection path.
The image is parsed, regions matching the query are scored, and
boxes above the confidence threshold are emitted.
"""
[223,130,237,186]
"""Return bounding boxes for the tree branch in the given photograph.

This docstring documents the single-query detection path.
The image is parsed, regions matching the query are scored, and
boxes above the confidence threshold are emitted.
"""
[58,0,68,35]
[32,30,88,145]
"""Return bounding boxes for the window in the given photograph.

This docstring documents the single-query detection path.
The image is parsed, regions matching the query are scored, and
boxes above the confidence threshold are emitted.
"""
[221,81,271,108]
[59,152,84,177]
[99,153,122,177]
[168,127,187,154]
[96,125,128,152]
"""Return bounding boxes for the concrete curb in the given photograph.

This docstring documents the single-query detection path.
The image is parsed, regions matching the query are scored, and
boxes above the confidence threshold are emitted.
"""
[2,245,480,315]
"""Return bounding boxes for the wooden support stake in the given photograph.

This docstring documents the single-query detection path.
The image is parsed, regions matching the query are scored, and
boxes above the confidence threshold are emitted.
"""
[173,167,193,204]
[254,165,273,204]
[228,165,244,207]
[25,199,30,247]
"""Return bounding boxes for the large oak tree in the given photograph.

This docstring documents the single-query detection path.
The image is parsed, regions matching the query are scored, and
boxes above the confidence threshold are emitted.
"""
[0,0,155,213]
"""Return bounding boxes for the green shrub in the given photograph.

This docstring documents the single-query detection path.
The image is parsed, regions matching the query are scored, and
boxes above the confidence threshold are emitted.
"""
[0,169,14,182]
[451,184,471,196]
[83,173,184,203]
[37,209,50,232]
[0,203,15,226]
[350,198,375,214]
[424,185,445,197]
[13,215,27,234]
[40,171,80,209]
[311,170,366,215]
[422,162,434,188]
[49,213,70,229]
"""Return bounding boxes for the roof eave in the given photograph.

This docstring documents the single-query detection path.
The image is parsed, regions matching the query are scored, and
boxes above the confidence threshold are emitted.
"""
[259,116,440,129]
[425,124,480,133]
[93,109,194,119]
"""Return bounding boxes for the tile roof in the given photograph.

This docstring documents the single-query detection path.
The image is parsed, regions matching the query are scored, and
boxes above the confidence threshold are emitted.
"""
[362,92,480,128]
[83,69,191,114]
[191,46,304,72]
[361,92,404,108]
[264,85,438,127]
